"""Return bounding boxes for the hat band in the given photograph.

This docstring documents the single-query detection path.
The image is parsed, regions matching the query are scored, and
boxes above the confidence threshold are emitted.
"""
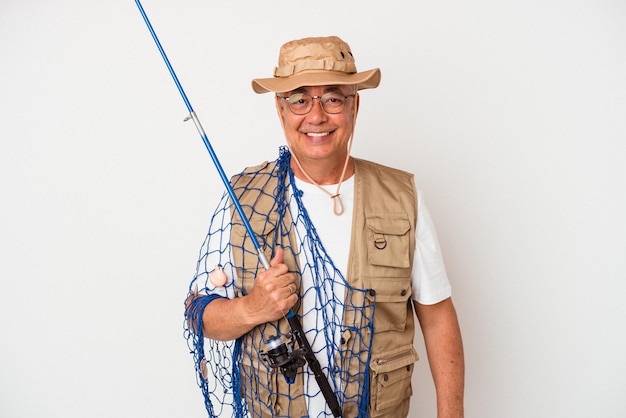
[274,59,357,77]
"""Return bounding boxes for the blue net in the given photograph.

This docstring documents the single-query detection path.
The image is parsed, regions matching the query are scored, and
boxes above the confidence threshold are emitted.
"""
[184,147,375,417]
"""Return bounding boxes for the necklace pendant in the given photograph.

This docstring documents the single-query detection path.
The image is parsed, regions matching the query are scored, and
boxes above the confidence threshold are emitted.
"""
[332,194,344,216]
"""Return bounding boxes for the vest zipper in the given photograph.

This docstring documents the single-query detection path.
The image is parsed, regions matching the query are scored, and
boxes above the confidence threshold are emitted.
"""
[375,348,414,365]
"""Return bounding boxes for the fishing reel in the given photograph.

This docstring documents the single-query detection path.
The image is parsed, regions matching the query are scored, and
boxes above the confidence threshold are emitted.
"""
[260,334,307,384]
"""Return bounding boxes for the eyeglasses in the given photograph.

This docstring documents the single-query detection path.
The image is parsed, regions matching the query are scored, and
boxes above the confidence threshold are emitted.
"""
[278,92,355,115]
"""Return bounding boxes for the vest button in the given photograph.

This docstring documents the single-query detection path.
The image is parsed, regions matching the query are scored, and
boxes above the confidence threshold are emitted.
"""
[369,289,376,297]
[383,374,389,381]
[400,289,407,296]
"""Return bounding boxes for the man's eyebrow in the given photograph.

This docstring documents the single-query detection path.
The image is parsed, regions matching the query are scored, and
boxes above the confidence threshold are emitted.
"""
[326,86,358,95]
[291,87,306,94]
[288,86,347,95]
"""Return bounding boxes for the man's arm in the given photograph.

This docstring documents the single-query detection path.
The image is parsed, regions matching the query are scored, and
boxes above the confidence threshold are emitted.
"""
[197,248,299,341]
[414,297,465,418]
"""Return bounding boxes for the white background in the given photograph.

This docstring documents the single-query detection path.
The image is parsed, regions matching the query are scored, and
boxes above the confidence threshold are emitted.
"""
[1,0,625,417]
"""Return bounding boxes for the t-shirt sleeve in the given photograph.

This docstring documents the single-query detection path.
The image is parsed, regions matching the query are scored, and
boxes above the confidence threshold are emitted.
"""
[411,190,452,304]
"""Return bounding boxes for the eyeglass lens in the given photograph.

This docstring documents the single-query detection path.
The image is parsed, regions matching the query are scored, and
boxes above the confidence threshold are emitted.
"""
[284,92,352,115]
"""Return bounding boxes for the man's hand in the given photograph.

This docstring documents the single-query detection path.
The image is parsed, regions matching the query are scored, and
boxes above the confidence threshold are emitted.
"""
[244,247,299,323]
[200,248,298,341]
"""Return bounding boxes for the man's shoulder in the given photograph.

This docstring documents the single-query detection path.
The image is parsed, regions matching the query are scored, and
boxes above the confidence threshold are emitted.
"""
[353,157,414,179]
[240,160,273,175]
[229,160,276,191]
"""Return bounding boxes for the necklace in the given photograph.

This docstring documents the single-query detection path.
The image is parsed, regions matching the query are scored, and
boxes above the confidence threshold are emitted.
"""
[290,151,351,216]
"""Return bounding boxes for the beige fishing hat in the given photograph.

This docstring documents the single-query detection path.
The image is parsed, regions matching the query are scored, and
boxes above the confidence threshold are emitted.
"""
[251,36,381,94]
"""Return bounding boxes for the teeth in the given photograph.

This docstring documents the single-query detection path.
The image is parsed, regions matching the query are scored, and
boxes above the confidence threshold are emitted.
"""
[307,132,329,137]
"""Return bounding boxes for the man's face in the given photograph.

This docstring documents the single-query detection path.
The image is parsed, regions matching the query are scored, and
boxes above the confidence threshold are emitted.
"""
[275,85,359,173]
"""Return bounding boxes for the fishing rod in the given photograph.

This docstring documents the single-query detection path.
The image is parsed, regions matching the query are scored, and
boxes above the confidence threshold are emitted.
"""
[133,1,342,416]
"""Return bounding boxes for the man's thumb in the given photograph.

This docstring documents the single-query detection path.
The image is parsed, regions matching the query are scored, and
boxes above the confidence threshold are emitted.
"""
[270,247,284,267]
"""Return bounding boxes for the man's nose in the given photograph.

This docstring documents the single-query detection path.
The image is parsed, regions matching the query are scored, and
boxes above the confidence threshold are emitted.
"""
[308,97,327,119]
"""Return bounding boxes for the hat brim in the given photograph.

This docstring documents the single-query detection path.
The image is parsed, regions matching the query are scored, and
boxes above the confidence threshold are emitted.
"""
[251,68,381,94]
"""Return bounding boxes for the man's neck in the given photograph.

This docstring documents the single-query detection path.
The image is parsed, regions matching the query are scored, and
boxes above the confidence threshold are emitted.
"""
[290,156,354,185]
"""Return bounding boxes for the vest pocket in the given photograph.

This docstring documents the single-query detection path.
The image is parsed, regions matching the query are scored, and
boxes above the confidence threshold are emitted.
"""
[369,344,419,416]
[241,362,273,416]
[366,214,411,270]
[365,277,412,332]
[231,217,277,292]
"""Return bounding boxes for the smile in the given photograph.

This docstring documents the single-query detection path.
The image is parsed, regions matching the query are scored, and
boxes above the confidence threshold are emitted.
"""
[306,132,331,137]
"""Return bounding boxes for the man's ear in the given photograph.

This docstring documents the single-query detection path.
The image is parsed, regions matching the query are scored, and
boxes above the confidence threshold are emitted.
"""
[350,92,360,123]
[275,95,286,127]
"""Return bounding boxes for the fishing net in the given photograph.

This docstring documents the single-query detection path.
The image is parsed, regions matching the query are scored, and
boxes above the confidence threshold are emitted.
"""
[184,146,375,417]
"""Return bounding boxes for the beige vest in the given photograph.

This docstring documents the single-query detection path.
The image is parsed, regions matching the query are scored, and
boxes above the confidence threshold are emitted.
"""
[230,158,419,417]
